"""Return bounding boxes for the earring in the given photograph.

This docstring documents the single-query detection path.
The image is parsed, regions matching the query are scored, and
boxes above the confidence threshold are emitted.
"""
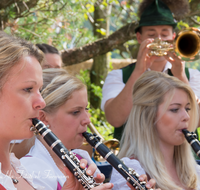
[46,125,49,128]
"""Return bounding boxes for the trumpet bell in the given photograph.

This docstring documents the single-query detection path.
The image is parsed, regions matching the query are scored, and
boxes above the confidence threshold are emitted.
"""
[175,28,200,58]
[104,139,120,149]
[147,27,200,61]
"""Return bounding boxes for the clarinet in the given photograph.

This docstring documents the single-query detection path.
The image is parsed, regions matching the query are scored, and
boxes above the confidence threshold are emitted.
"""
[182,129,200,158]
[82,132,152,190]
[31,118,99,190]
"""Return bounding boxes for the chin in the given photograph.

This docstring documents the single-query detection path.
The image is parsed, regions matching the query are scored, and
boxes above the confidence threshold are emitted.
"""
[174,139,185,146]
[73,141,84,150]
[23,130,35,139]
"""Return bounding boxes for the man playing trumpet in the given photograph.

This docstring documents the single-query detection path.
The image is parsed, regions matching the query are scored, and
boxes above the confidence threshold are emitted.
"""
[101,0,200,141]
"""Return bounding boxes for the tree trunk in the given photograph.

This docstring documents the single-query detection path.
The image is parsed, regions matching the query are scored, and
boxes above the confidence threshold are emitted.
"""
[90,1,111,109]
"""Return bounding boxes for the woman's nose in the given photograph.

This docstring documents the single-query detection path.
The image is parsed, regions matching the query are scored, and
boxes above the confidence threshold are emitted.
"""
[183,109,190,122]
[33,93,46,110]
[81,111,91,126]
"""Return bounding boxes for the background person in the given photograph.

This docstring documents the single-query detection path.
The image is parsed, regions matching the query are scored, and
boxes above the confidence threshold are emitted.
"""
[111,71,200,190]
[36,43,63,69]
[101,0,200,140]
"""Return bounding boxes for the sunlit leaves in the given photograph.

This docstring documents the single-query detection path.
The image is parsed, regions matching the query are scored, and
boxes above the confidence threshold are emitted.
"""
[96,28,106,35]
[86,4,94,13]
[177,20,189,30]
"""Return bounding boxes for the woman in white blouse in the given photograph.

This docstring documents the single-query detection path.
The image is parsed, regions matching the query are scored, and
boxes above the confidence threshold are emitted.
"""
[111,71,200,190]
[20,69,103,189]
[0,31,112,190]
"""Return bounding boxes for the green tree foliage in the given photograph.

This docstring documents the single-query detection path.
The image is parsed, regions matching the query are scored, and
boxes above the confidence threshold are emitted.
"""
[1,0,200,139]
[2,0,98,49]
[1,0,142,51]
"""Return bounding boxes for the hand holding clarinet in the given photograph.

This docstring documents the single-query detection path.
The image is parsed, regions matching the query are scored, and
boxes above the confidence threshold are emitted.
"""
[61,159,113,190]
[32,118,158,190]
[83,132,159,190]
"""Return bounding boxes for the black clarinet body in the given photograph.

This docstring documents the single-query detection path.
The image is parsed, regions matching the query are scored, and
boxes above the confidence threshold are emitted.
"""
[83,132,152,190]
[32,118,99,190]
[182,129,200,158]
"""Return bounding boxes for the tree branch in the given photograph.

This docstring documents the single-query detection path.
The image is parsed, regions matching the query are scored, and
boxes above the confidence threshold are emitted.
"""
[61,21,137,66]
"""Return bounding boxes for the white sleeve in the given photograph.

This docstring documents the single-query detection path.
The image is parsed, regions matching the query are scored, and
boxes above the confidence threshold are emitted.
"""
[188,68,200,99]
[101,69,125,111]
[110,157,146,190]
[10,139,24,144]
[20,157,57,190]
[195,164,200,189]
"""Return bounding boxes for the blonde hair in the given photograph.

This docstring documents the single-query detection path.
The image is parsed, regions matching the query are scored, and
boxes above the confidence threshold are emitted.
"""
[118,71,199,190]
[41,68,86,113]
[0,31,44,90]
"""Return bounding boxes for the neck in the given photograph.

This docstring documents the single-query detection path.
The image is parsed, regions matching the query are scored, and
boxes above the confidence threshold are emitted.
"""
[0,139,13,171]
[159,142,175,172]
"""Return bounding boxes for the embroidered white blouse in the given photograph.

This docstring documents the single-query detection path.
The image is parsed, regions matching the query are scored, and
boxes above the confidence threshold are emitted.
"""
[0,153,44,190]
[110,157,200,190]
[20,138,101,190]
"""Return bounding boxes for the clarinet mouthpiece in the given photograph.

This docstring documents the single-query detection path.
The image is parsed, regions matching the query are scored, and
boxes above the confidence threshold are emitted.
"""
[182,128,188,136]
[32,118,40,126]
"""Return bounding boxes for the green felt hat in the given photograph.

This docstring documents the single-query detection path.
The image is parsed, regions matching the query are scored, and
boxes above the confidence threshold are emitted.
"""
[135,0,177,33]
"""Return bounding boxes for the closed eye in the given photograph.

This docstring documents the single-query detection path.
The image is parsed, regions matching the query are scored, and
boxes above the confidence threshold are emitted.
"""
[170,108,179,113]
[24,87,33,93]
[148,35,155,38]
[72,110,80,115]
[185,108,191,112]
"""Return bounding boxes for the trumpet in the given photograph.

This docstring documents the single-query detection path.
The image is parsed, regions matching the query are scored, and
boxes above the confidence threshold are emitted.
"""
[147,27,200,60]
[87,123,119,161]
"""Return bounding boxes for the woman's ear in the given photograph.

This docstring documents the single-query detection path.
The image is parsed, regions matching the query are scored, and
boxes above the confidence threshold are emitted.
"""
[39,110,49,126]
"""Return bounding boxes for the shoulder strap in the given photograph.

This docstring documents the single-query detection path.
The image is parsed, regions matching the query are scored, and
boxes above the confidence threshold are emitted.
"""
[121,62,136,83]
[168,67,190,80]
[114,63,136,140]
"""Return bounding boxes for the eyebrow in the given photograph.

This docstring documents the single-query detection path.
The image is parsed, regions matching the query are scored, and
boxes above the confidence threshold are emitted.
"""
[71,104,88,109]
[170,102,190,106]
[23,81,37,84]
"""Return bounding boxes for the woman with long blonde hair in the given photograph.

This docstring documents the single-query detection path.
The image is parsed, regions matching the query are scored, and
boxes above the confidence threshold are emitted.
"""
[111,71,200,190]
